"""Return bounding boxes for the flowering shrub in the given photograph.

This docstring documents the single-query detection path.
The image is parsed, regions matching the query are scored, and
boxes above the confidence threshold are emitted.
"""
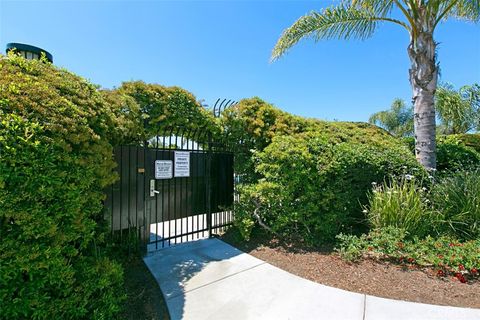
[336,227,480,283]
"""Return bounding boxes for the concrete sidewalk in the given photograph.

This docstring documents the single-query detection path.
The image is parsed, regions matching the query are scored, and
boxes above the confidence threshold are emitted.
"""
[143,238,480,320]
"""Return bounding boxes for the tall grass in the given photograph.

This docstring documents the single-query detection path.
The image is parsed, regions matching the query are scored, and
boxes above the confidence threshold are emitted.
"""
[365,178,433,238]
[432,168,480,240]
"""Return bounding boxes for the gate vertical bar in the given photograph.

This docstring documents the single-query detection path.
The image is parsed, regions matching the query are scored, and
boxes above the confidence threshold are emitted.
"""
[206,133,212,237]
[202,132,206,238]
[142,132,148,253]
[196,131,201,239]
[162,133,166,248]
[175,131,184,243]
[155,135,159,250]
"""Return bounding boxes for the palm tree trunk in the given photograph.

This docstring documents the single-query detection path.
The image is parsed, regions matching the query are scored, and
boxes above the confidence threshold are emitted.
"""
[408,28,438,171]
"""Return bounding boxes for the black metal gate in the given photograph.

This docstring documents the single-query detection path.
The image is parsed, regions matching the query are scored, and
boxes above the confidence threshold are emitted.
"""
[104,130,234,252]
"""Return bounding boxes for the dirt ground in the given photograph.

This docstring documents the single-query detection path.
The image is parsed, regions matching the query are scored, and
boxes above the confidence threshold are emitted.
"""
[120,255,170,320]
[222,229,480,309]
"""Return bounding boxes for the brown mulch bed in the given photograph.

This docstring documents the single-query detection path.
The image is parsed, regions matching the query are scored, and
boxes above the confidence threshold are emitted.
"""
[221,229,480,309]
[119,255,170,320]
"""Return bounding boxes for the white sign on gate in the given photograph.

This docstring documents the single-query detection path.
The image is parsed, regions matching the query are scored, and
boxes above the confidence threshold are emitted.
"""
[155,160,173,179]
[174,151,190,177]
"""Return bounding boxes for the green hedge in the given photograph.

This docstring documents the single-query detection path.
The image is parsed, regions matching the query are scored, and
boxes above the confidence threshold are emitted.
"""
[402,135,480,172]
[0,55,123,319]
[221,97,401,183]
[227,98,424,244]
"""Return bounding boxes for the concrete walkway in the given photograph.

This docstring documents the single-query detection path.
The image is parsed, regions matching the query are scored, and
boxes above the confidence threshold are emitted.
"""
[143,238,480,320]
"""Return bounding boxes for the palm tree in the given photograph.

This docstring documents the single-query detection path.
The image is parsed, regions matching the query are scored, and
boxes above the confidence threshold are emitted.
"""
[436,83,480,134]
[369,98,414,136]
[271,0,479,170]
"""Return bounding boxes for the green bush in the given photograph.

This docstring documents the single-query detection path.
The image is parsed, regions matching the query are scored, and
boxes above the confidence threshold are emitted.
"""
[362,168,479,240]
[100,89,144,145]
[436,135,480,172]
[234,129,424,245]
[113,81,218,143]
[221,97,400,183]
[455,133,480,153]
[336,227,480,282]
[365,178,433,238]
[431,169,480,240]
[402,135,480,172]
[0,55,123,319]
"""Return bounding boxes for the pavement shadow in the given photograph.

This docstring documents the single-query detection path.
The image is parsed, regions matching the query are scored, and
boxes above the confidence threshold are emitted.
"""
[143,238,249,320]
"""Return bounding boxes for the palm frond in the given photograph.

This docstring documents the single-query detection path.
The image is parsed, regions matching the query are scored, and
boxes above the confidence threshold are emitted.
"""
[369,110,390,125]
[369,98,414,136]
[435,0,480,25]
[352,0,395,16]
[271,5,407,61]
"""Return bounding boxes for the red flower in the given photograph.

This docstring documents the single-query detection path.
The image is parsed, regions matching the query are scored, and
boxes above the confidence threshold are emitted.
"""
[459,264,465,271]
[449,243,455,247]
[455,273,467,283]
[407,257,415,263]
[437,270,445,277]
[471,268,478,275]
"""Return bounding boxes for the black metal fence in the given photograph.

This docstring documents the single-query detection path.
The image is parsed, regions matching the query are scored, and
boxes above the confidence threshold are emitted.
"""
[104,128,234,252]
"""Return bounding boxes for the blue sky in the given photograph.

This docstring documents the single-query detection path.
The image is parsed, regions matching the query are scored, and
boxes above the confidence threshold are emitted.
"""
[1,1,479,121]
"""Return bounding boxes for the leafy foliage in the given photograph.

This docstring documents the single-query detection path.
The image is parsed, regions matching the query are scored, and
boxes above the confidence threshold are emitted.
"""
[100,89,144,145]
[221,97,403,183]
[361,168,480,240]
[220,97,309,183]
[368,98,414,137]
[226,99,424,244]
[336,227,480,282]
[402,135,480,173]
[112,81,218,144]
[271,0,480,60]
[366,177,433,238]
[0,55,124,319]
[454,133,480,153]
[436,135,480,172]
[271,5,385,60]
[431,169,480,240]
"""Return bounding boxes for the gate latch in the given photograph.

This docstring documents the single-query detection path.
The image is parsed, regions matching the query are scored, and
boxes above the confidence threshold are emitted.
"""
[150,179,160,197]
